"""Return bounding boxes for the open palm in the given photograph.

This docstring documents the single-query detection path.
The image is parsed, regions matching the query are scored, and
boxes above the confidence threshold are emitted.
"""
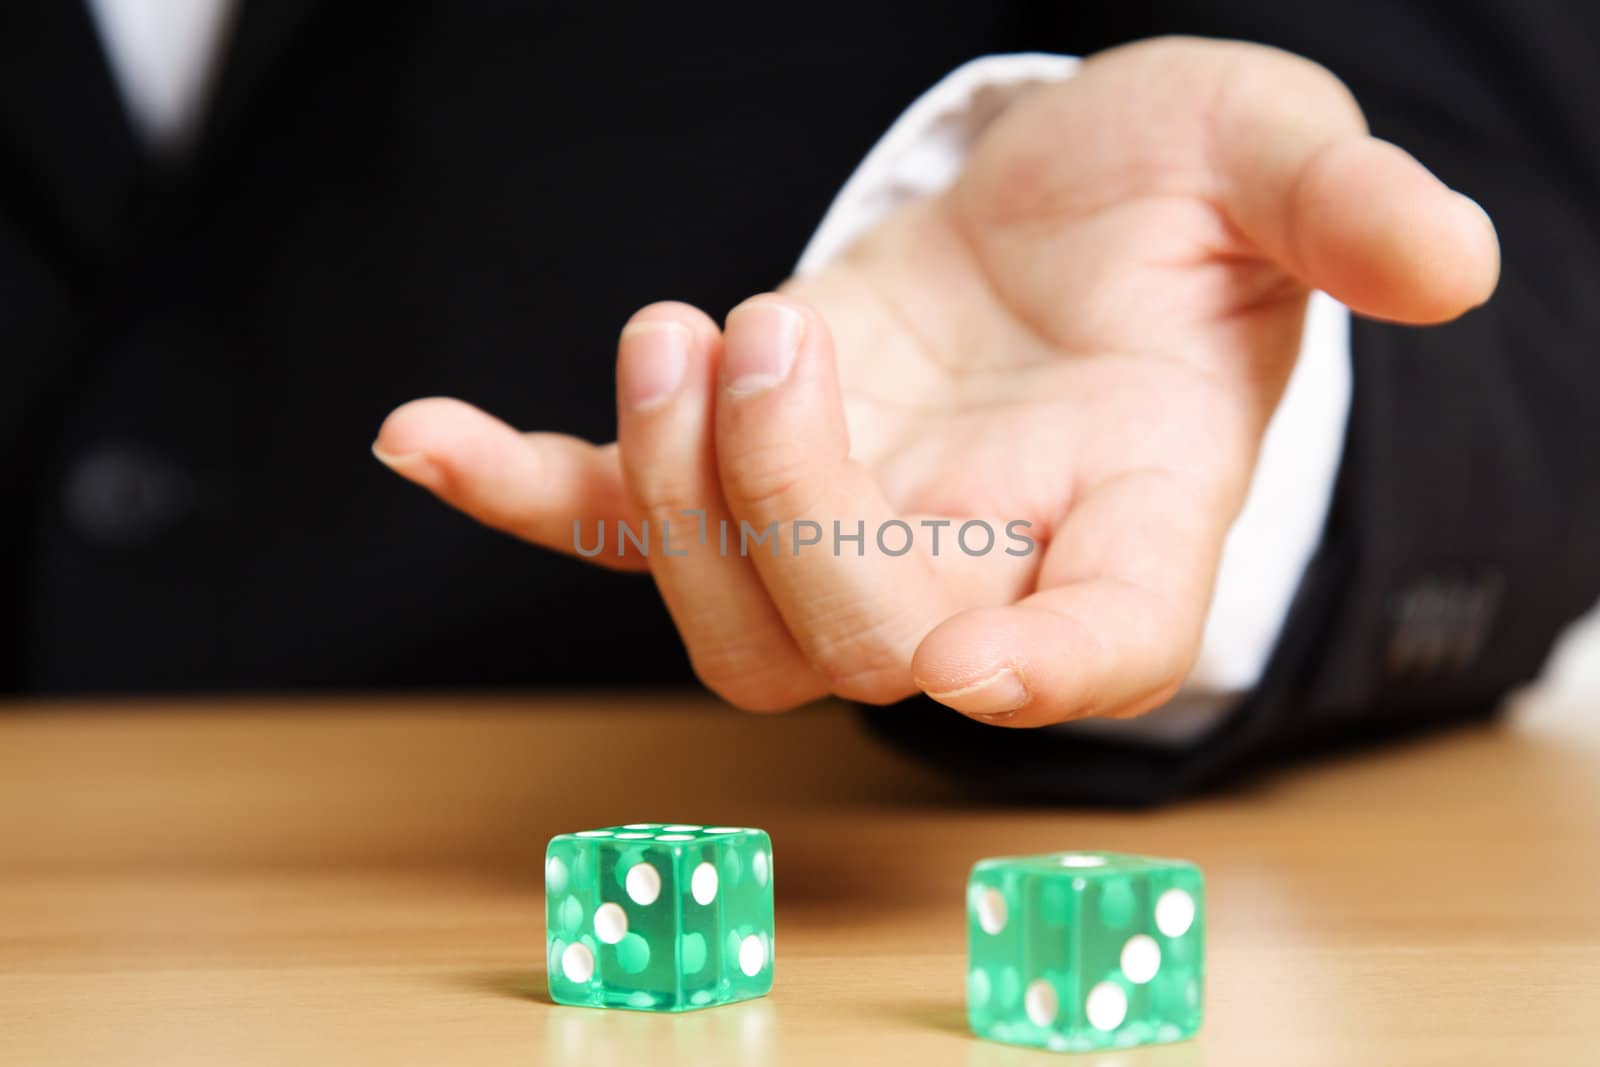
[375,39,1497,725]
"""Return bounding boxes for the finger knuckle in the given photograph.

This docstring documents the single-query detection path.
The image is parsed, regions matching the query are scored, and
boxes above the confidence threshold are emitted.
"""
[634,486,701,528]
[623,455,703,517]
[827,667,914,706]
[801,628,914,705]
[720,442,816,521]
[690,654,810,713]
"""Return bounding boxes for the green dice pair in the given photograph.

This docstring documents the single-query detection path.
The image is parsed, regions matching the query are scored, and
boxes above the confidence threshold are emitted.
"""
[545,823,774,1012]
[544,826,1203,1053]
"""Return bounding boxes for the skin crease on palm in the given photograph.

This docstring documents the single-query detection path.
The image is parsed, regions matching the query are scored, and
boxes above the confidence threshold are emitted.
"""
[372,38,1500,729]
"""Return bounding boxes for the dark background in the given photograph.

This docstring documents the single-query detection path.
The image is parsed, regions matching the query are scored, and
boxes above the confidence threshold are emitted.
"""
[2,0,1596,775]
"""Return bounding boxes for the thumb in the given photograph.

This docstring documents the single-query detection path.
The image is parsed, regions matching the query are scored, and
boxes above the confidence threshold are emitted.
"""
[960,38,1500,325]
[1248,134,1499,324]
[1203,46,1499,323]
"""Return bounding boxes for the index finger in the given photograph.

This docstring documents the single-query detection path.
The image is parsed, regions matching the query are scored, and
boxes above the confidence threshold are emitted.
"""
[713,295,1035,703]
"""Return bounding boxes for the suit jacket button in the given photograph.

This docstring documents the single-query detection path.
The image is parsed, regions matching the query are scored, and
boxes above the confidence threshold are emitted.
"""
[62,443,195,549]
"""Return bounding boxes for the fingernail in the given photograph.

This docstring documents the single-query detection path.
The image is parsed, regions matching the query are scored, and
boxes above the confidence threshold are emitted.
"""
[619,321,690,411]
[724,301,804,396]
[925,668,1030,719]
[372,442,444,490]
[1456,192,1495,236]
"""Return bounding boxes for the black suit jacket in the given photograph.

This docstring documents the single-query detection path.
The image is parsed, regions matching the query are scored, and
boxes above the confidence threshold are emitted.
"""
[3,2,1596,803]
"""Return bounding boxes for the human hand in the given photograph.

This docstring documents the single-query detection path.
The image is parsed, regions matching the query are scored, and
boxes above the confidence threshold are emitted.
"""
[374,38,1498,725]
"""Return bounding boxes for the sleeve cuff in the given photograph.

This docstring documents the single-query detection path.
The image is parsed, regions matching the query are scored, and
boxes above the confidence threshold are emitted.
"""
[796,53,1080,275]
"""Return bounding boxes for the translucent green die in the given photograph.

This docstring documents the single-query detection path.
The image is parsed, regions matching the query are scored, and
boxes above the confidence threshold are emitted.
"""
[545,823,774,1011]
[967,851,1204,1052]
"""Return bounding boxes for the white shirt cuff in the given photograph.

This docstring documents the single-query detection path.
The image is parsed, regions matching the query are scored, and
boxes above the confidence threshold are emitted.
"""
[796,54,1354,744]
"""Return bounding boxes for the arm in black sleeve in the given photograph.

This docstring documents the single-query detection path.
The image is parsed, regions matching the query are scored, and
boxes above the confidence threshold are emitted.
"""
[864,0,1600,803]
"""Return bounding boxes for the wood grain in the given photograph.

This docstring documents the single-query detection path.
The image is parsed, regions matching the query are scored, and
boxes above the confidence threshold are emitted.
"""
[0,691,1596,1066]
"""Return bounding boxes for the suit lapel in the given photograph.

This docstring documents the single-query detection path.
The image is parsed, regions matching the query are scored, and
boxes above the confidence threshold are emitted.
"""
[0,2,147,274]
[0,0,327,270]
[188,0,323,181]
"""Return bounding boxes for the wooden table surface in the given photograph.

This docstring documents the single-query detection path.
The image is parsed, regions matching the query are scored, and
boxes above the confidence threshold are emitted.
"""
[1,690,1597,1066]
